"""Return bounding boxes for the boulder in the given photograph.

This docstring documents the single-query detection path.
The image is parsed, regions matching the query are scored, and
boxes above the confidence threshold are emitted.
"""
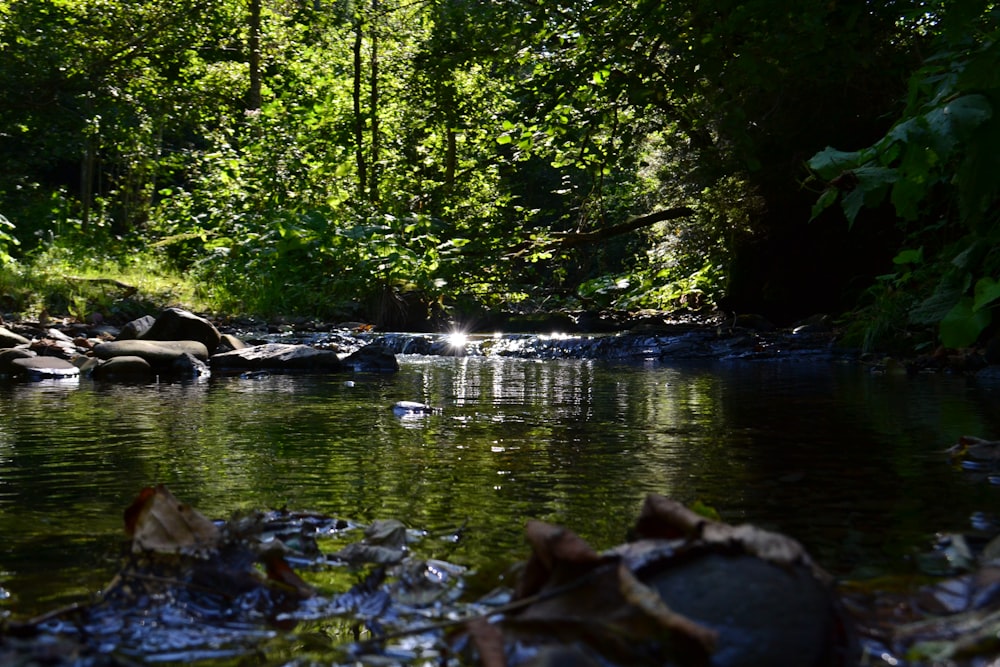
[344,344,399,372]
[210,343,344,374]
[91,356,154,381]
[10,356,80,380]
[118,315,156,340]
[0,326,31,348]
[139,308,221,354]
[94,340,210,371]
[0,348,37,374]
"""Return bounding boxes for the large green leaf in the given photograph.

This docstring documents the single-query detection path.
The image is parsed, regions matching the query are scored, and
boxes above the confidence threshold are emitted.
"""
[973,276,1000,312]
[939,296,992,348]
[807,147,862,179]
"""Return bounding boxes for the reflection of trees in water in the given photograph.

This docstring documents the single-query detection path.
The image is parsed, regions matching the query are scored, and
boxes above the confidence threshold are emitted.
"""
[2,361,996,614]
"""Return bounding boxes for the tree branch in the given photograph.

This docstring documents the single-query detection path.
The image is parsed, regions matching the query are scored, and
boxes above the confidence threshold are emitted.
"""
[506,206,695,258]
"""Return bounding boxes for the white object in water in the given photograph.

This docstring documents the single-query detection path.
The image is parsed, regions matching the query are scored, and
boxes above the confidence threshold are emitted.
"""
[392,400,435,416]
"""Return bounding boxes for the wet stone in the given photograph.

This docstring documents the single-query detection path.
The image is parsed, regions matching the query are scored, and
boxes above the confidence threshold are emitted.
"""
[94,340,210,370]
[10,356,80,380]
[0,348,36,374]
[210,343,345,374]
[91,356,154,381]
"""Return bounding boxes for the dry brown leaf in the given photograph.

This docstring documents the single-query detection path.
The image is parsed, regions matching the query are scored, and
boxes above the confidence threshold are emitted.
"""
[517,520,603,598]
[634,494,708,540]
[124,484,221,555]
[260,548,315,598]
[616,561,718,654]
[465,616,506,667]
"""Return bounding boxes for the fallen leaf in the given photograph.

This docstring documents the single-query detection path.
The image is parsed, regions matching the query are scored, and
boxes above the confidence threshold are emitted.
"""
[124,484,221,555]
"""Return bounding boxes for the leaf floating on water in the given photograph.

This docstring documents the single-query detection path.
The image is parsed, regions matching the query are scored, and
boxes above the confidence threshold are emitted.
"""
[123,484,221,555]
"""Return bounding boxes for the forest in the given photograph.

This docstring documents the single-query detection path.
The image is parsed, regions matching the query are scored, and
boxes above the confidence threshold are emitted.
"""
[0,0,998,350]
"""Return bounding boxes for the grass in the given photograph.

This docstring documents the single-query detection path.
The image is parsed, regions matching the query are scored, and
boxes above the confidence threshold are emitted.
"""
[0,244,214,324]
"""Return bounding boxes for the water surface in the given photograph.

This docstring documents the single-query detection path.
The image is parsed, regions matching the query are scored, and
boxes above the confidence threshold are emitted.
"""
[1,355,998,617]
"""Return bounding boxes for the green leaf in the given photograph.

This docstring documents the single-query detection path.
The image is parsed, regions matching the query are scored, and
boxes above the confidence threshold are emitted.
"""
[807,147,862,179]
[973,276,1000,312]
[940,296,992,348]
[809,188,838,221]
[892,248,923,265]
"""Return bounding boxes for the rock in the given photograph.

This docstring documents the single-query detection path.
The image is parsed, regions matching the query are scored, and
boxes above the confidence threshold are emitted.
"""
[217,333,247,353]
[210,343,344,374]
[792,313,833,334]
[94,340,210,371]
[10,356,80,380]
[0,326,31,348]
[118,315,157,340]
[730,313,775,331]
[139,308,221,354]
[344,344,400,372]
[0,348,37,374]
[91,356,154,381]
[645,551,846,666]
[171,352,210,377]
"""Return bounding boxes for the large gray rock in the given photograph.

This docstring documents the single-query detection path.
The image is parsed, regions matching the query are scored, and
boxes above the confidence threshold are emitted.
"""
[0,348,37,374]
[94,340,209,371]
[139,308,221,354]
[210,343,344,374]
[10,356,80,380]
[0,326,31,348]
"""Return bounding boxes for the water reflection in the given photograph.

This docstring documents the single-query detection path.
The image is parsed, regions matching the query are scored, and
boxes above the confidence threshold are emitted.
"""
[0,358,998,617]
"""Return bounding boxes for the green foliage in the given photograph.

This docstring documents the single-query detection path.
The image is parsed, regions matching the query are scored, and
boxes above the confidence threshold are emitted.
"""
[0,0,948,325]
[0,213,19,265]
[809,5,1000,349]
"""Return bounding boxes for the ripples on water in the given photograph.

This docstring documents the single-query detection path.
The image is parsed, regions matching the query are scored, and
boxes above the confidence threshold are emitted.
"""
[1,356,999,617]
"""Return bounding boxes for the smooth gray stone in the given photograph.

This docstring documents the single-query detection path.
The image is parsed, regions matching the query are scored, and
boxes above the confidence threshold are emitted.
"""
[11,356,80,379]
[0,348,36,374]
[91,356,154,381]
[94,340,210,367]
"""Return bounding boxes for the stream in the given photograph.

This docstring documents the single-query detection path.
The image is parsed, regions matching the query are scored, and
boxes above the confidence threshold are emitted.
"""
[2,350,1000,659]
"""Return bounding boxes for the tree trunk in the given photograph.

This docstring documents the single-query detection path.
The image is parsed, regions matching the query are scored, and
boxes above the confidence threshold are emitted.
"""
[247,0,262,110]
[368,0,380,204]
[353,16,367,200]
